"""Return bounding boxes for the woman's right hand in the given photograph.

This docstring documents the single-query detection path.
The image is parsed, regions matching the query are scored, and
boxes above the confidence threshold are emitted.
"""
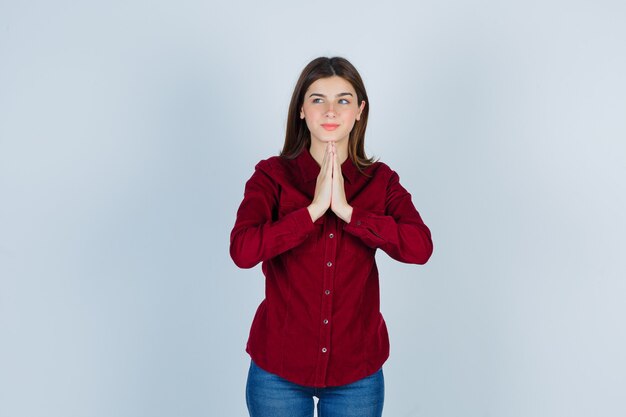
[307,142,333,222]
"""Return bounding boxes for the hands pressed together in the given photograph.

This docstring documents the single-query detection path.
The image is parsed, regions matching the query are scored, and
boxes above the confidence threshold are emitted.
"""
[307,142,353,224]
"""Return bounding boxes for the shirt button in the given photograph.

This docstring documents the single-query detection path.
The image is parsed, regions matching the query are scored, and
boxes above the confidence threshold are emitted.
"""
[328,233,334,239]
[326,261,332,267]
[323,319,329,324]
[356,220,362,226]
[325,290,331,295]
[322,348,328,353]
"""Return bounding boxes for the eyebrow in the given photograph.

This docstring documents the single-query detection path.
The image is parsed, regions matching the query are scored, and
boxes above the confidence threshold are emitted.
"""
[308,92,354,98]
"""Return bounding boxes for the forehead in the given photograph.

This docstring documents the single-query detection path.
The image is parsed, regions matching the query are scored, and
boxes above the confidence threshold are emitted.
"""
[305,76,356,95]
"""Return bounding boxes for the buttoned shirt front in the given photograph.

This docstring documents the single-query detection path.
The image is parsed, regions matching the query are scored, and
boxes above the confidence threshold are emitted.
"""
[230,148,433,387]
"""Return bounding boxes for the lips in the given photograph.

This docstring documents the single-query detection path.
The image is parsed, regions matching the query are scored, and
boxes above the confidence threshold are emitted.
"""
[321,123,340,131]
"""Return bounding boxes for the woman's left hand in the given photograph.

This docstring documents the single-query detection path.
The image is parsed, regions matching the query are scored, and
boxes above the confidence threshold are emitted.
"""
[330,142,353,223]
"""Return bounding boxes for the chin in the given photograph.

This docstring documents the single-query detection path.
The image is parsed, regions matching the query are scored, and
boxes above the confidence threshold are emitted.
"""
[312,136,335,143]
[311,132,349,144]
[320,135,347,143]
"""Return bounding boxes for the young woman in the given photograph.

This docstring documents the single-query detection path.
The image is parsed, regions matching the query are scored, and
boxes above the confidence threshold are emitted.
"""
[230,56,433,417]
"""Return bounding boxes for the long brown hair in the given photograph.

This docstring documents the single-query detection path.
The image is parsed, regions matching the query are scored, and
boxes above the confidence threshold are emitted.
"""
[280,57,375,171]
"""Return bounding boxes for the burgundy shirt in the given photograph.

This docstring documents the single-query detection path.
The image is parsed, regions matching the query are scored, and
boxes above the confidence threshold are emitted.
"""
[230,148,433,387]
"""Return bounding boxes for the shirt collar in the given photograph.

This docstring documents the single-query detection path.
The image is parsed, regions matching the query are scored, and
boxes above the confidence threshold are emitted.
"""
[296,147,361,184]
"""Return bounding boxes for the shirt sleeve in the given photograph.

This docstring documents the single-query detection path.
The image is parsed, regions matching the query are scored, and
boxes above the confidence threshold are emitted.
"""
[343,170,433,265]
[230,163,315,269]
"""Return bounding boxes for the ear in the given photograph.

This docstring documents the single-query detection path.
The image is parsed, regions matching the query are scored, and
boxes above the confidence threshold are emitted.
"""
[356,100,366,121]
[300,107,305,119]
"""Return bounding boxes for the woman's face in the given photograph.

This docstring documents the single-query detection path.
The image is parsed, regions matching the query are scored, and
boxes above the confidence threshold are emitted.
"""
[300,76,366,146]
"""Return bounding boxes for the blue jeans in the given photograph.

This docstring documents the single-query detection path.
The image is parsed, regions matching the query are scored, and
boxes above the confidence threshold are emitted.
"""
[246,360,384,417]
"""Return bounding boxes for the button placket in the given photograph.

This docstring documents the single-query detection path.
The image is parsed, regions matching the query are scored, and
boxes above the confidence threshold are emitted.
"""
[315,215,337,386]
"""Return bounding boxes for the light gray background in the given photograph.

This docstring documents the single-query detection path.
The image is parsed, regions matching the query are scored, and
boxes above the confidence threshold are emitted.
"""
[1,1,625,416]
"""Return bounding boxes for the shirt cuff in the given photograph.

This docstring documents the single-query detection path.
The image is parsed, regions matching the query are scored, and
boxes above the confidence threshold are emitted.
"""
[289,207,315,237]
[343,206,388,248]
[346,206,368,229]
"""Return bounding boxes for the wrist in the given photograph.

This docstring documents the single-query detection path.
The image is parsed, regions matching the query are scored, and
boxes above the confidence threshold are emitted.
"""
[307,204,324,223]
[337,205,353,223]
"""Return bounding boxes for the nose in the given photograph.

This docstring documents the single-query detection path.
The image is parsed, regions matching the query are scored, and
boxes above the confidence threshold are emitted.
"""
[325,103,336,118]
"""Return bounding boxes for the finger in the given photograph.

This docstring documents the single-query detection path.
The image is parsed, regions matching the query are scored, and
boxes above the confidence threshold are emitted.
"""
[325,144,333,175]
[320,144,330,174]
[331,146,337,178]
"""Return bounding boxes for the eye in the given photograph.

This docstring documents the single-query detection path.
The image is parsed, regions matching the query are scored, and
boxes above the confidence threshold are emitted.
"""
[312,98,324,103]
[339,99,350,104]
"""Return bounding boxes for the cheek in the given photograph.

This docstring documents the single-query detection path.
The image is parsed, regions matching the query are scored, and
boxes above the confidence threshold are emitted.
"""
[343,109,359,121]
[303,112,320,130]
[304,105,321,119]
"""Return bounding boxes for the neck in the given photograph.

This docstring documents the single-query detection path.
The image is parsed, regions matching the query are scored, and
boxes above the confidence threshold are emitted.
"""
[310,140,349,166]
